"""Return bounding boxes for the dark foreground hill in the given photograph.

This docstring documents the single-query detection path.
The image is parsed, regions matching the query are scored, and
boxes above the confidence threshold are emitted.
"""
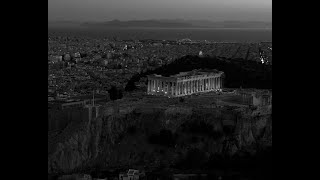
[48,95,272,178]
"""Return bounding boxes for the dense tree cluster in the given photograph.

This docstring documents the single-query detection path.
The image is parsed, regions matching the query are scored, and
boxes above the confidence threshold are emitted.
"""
[108,86,123,101]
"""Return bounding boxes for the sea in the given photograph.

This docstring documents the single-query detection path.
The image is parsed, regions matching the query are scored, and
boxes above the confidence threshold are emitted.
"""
[48,27,272,42]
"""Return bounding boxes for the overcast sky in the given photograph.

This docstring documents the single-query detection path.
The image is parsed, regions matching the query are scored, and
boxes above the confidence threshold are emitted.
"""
[48,0,272,22]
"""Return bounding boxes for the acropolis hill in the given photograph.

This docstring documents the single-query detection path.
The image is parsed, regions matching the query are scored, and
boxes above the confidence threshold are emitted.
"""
[48,88,272,175]
[48,55,272,177]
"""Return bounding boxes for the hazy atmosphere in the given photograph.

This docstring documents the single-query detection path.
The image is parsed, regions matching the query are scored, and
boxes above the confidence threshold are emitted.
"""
[48,1,272,179]
[48,0,272,22]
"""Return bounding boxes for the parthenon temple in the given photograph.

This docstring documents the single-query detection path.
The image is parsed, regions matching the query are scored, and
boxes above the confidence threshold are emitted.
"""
[147,69,224,97]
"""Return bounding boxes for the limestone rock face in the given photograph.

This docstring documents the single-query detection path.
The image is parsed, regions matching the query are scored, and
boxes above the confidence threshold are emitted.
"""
[48,117,103,174]
[48,104,272,174]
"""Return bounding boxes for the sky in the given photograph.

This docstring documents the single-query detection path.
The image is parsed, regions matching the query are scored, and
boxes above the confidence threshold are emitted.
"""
[48,0,272,22]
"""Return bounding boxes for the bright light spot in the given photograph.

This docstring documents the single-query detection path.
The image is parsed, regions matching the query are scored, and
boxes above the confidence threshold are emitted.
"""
[260,57,265,64]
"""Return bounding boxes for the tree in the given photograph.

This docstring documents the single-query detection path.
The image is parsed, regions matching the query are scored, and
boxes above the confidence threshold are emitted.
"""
[125,80,136,92]
[108,86,123,101]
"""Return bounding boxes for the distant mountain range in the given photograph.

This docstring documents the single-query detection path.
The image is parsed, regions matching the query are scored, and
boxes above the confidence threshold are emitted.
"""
[49,19,272,29]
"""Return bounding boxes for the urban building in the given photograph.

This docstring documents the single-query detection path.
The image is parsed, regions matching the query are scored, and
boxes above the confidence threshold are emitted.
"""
[147,69,224,97]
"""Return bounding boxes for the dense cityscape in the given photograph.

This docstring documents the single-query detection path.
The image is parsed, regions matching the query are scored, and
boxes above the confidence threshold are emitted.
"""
[48,33,272,109]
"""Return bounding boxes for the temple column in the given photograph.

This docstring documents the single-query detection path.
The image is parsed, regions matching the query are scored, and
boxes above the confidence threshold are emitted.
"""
[156,80,159,92]
[216,77,218,89]
[215,78,218,89]
[197,80,199,92]
[184,81,188,95]
[155,79,157,91]
[186,81,188,94]
[161,81,164,92]
[165,81,168,94]
[182,82,185,95]
[163,81,165,93]
[217,77,219,89]
[181,82,183,95]
[148,80,151,93]
[192,80,194,94]
[171,82,174,96]
[176,82,179,96]
[195,80,198,92]
[175,82,177,96]
[206,78,208,91]
[175,82,178,96]
[212,78,214,89]
[202,78,204,91]
[212,78,214,90]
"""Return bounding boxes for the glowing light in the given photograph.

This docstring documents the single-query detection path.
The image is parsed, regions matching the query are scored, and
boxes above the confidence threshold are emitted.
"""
[260,57,265,64]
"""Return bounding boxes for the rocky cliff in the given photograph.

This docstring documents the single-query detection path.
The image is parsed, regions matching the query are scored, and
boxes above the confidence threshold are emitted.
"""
[48,98,272,175]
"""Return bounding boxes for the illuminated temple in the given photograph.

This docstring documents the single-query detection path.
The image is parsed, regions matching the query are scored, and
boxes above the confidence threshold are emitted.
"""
[147,69,224,97]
